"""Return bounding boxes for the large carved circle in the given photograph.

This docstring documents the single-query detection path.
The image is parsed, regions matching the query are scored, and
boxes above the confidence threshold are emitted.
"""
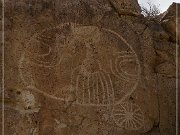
[19,23,141,105]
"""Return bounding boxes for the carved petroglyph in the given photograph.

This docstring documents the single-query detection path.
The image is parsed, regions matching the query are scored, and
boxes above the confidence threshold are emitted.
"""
[109,50,140,105]
[25,28,64,67]
[71,65,115,106]
[19,23,77,101]
[19,23,141,107]
[112,102,144,130]
[18,23,144,131]
[110,51,140,82]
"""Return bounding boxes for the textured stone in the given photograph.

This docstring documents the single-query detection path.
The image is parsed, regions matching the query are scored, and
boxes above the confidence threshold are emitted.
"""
[161,2,180,43]
[109,0,141,16]
[1,0,178,135]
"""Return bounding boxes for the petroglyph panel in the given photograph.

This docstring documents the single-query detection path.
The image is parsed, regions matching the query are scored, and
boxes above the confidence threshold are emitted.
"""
[19,23,141,106]
[5,0,175,134]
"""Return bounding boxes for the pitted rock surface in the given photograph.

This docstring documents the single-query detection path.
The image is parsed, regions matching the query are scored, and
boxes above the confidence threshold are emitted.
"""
[2,0,179,135]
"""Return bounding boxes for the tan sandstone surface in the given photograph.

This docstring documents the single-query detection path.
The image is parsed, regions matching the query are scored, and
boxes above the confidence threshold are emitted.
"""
[1,0,179,135]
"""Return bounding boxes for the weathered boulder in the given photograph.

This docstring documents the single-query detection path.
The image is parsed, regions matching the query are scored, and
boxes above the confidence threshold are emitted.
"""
[161,2,180,43]
[109,0,141,16]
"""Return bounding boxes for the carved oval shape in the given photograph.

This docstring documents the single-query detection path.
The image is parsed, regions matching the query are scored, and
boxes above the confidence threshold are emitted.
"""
[19,23,141,104]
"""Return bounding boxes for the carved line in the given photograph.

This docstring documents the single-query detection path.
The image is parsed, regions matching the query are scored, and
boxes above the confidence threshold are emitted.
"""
[75,74,80,104]
[108,74,115,105]
[100,72,109,104]
[115,59,138,81]
[30,45,59,59]
[98,72,105,104]
[92,73,96,102]
[114,51,134,55]
[39,46,52,57]
[25,53,64,68]
[118,59,138,77]
[114,82,138,106]
[87,74,91,103]
[95,73,100,104]
[27,41,52,57]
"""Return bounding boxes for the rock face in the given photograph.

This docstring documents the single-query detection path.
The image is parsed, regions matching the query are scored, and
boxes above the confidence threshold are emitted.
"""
[109,0,141,16]
[161,2,180,43]
[1,0,179,135]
